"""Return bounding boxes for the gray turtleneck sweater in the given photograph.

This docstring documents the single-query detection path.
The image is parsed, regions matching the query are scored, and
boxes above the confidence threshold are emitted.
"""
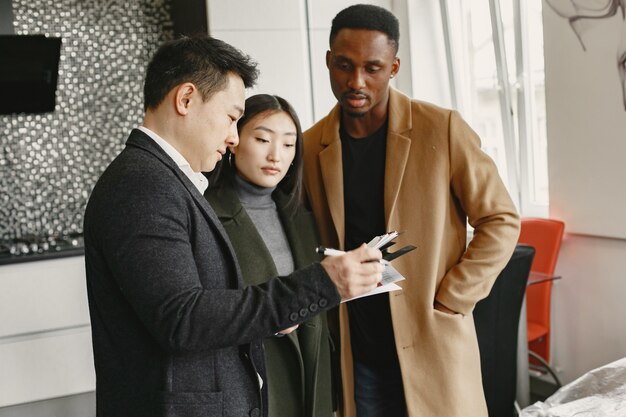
[233,173,295,276]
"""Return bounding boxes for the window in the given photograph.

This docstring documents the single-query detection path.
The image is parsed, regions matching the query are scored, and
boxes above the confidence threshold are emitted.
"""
[440,0,549,216]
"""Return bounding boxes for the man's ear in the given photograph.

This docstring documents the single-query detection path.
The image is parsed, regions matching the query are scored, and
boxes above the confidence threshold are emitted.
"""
[326,50,331,70]
[391,57,401,79]
[174,83,196,115]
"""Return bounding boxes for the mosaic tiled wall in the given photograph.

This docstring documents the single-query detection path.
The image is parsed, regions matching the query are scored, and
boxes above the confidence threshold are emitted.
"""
[0,0,174,243]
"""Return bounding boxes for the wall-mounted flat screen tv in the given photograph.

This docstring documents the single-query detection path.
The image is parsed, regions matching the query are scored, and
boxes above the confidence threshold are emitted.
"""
[0,35,62,114]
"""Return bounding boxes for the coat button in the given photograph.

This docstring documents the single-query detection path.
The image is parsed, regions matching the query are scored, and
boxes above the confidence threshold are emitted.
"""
[319,298,328,308]
[309,303,319,313]
[299,308,308,317]
[249,407,260,417]
[289,312,299,322]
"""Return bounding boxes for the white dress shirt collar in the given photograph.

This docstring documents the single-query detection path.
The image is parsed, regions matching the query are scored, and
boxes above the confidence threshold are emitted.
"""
[137,126,208,194]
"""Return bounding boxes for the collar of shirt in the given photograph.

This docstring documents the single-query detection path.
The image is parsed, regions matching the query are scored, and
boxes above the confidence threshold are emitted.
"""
[137,126,208,194]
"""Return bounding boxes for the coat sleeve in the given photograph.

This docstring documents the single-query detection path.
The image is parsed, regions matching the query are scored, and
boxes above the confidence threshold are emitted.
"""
[434,110,521,315]
[85,167,341,354]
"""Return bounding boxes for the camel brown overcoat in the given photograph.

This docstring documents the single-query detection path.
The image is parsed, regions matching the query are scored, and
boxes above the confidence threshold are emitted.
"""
[302,88,521,417]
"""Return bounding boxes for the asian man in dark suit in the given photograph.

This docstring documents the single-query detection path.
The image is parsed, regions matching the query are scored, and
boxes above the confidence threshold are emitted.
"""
[83,35,383,417]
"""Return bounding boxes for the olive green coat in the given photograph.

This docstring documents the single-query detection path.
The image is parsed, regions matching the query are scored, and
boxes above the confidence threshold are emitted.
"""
[206,177,334,417]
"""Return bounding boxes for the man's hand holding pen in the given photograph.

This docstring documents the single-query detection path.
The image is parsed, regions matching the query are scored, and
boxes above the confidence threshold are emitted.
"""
[319,243,384,301]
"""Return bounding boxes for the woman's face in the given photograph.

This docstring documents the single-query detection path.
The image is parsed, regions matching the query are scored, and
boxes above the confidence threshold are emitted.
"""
[231,110,297,188]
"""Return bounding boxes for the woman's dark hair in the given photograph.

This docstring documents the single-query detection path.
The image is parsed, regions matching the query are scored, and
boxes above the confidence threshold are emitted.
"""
[144,35,258,111]
[330,4,400,54]
[210,94,305,216]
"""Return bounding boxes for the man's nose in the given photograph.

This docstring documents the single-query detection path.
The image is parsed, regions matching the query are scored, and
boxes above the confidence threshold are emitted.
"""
[348,69,366,90]
[227,124,239,147]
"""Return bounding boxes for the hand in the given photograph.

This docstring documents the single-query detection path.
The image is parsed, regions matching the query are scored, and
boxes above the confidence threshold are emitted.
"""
[275,324,299,336]
[434,300,458,315]
[321,243,384,301]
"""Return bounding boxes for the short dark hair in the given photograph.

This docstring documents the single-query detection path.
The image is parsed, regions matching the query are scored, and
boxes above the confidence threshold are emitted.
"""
[330,4,400,53]
[143,35,259,111]
[210,94,305,216]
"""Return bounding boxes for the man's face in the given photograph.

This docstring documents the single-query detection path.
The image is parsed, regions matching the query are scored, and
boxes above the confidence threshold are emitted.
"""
[327,28,400,118]
[184,72,245,172]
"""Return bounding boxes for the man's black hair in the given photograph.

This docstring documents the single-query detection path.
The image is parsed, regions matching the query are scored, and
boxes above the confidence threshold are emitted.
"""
[143,35,258,111]
[330,4,400,53]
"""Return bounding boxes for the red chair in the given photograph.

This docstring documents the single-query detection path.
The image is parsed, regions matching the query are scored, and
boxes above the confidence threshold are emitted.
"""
[518,218,565,369]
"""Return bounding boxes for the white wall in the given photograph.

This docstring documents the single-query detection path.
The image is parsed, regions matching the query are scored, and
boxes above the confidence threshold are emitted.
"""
[543,4,626,240]
[207,0,400,130]
[550,234,626,383]
[542,3,626,383]
[207,0,316,128]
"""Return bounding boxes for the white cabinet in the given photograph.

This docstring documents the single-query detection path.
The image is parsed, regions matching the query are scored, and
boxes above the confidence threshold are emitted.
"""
[0,257,94,407]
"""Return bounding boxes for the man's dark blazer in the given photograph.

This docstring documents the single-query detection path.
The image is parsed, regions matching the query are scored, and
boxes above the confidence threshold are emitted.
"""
[83,129,340,417]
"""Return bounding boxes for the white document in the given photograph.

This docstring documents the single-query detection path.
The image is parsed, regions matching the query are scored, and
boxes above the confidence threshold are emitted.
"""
[319,231,410,303]
[341,264,405,303]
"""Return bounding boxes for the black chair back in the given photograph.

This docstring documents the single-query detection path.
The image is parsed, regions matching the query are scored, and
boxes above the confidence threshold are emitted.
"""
[474,244,535,417]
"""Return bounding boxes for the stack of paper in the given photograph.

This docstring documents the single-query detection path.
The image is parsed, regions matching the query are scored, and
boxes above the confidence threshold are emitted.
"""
[342,231,408,302]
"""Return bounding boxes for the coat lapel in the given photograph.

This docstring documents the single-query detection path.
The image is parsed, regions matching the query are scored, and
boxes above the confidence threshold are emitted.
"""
[384,90,413,226]
[125,130,241,277]
[126,129,217,223]
[318,107,346,249]
[317,92,413,234]
[206,178,277,287]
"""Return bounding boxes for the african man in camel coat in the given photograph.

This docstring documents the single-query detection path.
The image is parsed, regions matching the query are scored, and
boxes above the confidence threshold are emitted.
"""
[303,86,520,416]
